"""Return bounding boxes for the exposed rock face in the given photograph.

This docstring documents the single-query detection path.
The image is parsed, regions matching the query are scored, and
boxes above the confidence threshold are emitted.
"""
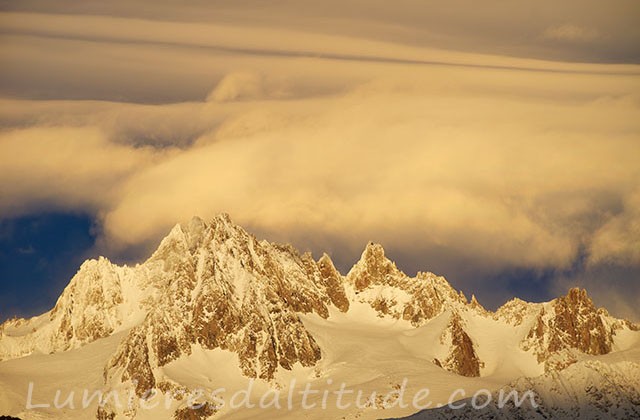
[0,222,485,390]
[105,325,156,397]
[549,288,612,354]
[346,243,468,324]
[347,242,403,291]
[0,257,148,361]
[106,215,333,394]
[401,272,469,325]
[436,313,483,377]
[1,214,638,420]
[173,404,216,420]
[51,258,123,346]
[343,243,482,379]
[522,288,621,365]
[96,407,116,420]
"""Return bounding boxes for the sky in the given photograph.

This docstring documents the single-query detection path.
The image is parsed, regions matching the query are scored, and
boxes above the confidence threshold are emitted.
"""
[0,0,639,321]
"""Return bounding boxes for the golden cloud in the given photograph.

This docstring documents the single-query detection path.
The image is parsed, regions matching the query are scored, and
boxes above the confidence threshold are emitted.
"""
[1,4,639,316]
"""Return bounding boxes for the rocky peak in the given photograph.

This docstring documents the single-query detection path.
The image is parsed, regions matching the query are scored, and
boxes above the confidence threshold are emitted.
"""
[343,242,468,325]
[0,255,151,360]
[522,288,624,367]
[317,252,336,271]
[397,271,467,325]
[105,215,345,396]
[208,212,242,241]
[48,258,129,346]
[346,242,402,290]
[548,288,612,355]
[149,214,244,262]
[562,287,595,310]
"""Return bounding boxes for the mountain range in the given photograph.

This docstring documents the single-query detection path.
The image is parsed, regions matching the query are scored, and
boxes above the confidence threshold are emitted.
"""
[1,214,638,419]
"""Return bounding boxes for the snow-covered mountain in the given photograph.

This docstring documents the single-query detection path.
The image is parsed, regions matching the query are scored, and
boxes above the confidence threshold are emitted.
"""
[0,214,638,420]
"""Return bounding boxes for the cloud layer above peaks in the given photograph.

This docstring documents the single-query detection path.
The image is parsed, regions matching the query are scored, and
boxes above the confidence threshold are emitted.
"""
[1,1,639,318]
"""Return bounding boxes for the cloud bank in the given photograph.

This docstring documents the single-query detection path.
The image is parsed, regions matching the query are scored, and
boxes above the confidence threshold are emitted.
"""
[1,3,639,318]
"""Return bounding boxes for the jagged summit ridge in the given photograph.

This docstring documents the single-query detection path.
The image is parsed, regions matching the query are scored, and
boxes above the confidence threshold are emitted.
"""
[106,214,342,395]
[520,287,638,371]
[1,214,638,420]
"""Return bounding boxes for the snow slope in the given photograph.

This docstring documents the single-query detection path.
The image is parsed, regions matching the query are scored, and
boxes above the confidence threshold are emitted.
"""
[393,346,640,419]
